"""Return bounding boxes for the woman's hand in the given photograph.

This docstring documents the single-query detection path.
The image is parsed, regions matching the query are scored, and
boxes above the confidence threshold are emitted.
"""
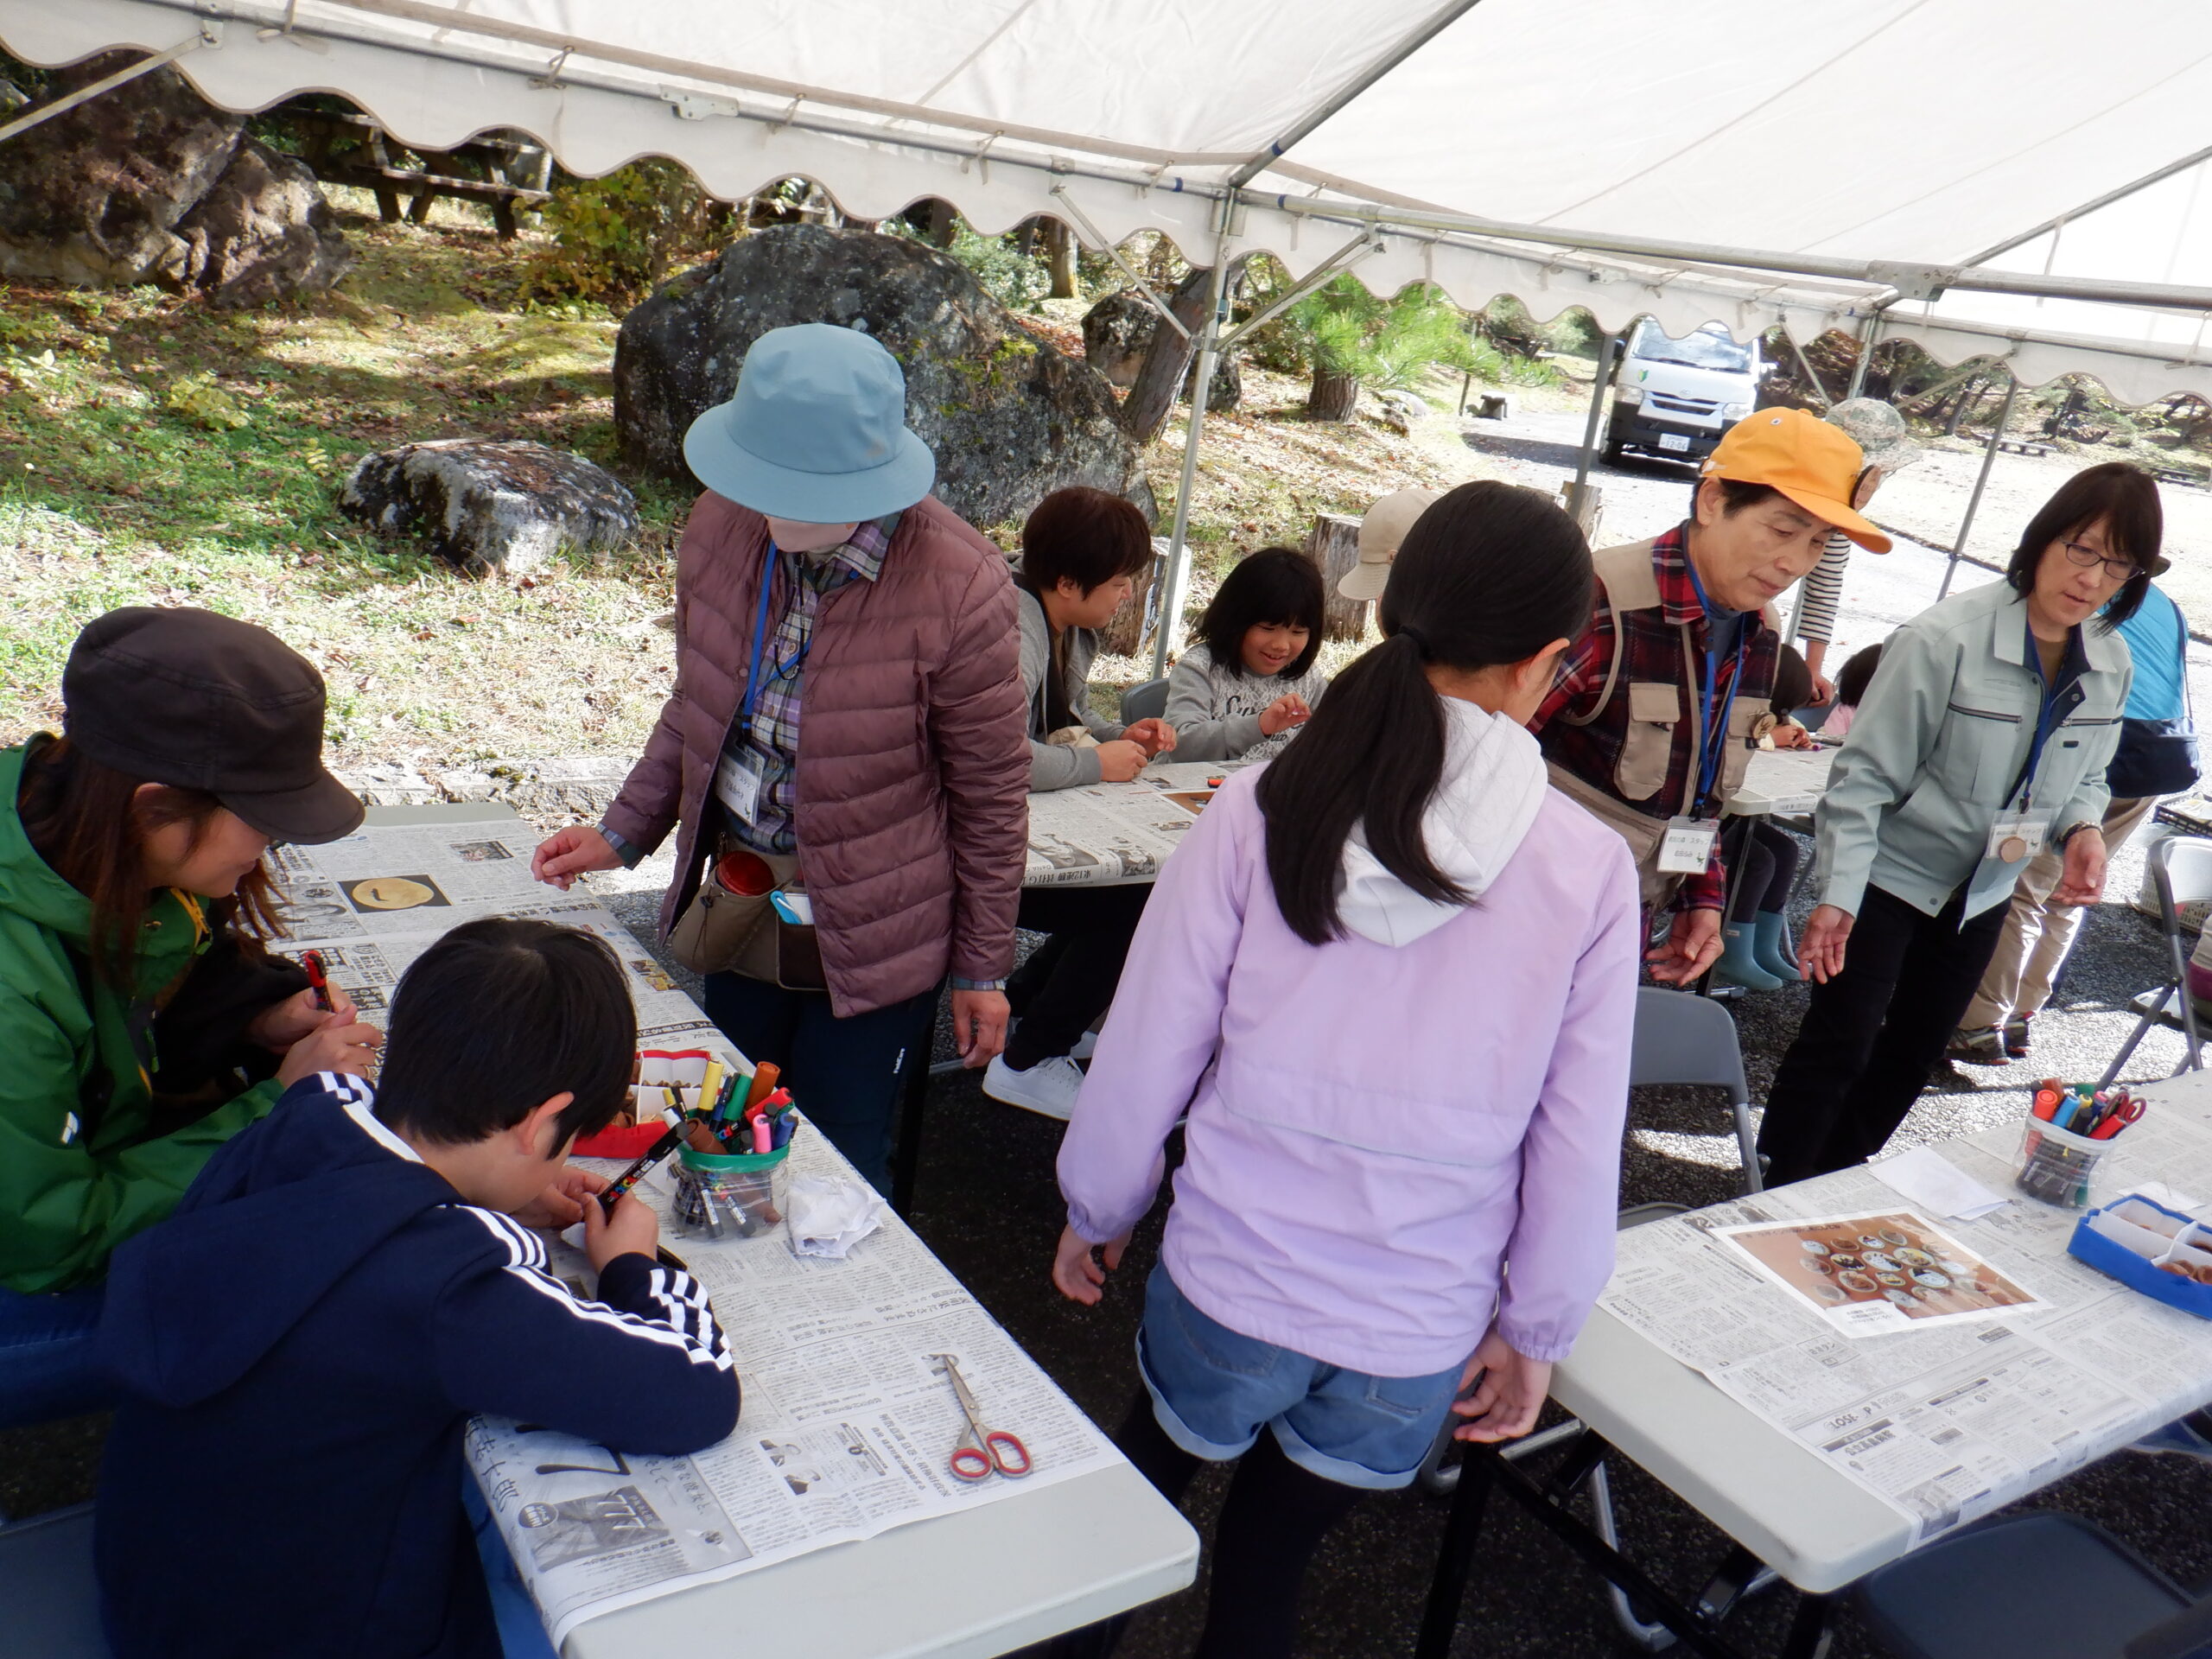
[2050,827,2107,907]
[533,825,623,890]
[276,1008,383,1086]
[1797,904,1854,982]
[1808,670,1837,706]
[1646,909,1723,984]
[1258,694,1312,737]
[950,988,1010,1067]
[1052,1224,1130,1306]
[1452,1328,1553,1442]
[1769,721,1815,751]
[1095,740,1149,783]
[1122,718,1177,759]
[512,1166,607,1231]
[248,983,358,1052]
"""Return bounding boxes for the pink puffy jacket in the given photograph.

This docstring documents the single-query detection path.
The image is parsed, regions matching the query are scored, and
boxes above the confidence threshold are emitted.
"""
[603,492,1029,1017]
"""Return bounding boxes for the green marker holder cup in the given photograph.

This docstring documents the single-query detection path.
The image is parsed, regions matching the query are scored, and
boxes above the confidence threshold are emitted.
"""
[2012,1113,2111,1211]
[671,1134,793,1240]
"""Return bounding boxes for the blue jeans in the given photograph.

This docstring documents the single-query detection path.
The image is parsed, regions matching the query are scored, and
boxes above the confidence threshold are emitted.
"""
[702,974,938,1192]
[1135,1263,1465,1491]
[466,1478,561,1659]
[0,1280,117,1430]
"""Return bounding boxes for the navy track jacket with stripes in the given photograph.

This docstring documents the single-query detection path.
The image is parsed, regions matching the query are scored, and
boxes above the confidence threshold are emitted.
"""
[92,1075,741,1659]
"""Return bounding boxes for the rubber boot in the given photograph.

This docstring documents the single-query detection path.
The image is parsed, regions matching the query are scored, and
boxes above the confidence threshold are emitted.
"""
[1751,911,1799,982]
[1711,922,1784,991]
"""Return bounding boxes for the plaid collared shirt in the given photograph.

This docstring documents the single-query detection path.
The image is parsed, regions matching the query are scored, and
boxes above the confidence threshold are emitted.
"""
[722,513,898,855]
[1532,523,1777,911]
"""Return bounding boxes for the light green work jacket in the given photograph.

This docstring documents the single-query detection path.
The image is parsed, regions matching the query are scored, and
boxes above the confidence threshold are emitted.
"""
[1813,576,2132,923]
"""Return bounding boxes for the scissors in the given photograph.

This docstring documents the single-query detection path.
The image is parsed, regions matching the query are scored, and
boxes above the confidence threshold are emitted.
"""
[930,1353,1032,1482]
[2088,1096,2145,1140]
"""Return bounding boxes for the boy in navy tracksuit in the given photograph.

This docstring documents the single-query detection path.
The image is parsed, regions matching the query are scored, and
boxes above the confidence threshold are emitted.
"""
[94,918,740,1659]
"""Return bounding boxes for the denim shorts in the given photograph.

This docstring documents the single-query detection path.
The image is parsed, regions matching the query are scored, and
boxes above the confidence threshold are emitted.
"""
[1135,1262,1464,1491]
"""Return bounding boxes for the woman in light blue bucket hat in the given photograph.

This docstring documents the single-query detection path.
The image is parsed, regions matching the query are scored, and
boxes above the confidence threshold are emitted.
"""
[533,323,1030,1192]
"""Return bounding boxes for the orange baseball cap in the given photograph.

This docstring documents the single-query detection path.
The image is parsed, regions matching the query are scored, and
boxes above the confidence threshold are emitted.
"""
[1702,408,1891,552]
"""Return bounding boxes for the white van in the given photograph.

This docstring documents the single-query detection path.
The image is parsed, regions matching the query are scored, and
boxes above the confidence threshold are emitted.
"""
[1605,320,1763,464]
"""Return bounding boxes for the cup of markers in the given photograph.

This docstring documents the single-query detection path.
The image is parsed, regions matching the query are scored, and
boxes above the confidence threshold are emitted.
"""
[2013,1078,2142,1210]
[670,1060,799,1241]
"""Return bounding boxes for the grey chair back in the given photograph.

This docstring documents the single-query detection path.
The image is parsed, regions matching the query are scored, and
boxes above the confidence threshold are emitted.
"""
[1629,986,1761,1192]
[2099,833,2212,1089]
[1120,677,1170,725]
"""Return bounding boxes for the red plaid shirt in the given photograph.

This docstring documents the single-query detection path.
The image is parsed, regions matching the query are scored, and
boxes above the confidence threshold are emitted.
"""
[1531,524,1778,911]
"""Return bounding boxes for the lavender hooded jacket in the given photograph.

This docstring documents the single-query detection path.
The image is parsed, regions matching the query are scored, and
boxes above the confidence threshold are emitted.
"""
[602,492,1029,1017]
[1060,700,1639,1376]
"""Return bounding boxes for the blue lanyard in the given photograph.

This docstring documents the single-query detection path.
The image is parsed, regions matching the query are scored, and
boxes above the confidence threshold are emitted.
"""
[738,543,809,738]
[1681,558,1749,812]
[2012,613,2074,810]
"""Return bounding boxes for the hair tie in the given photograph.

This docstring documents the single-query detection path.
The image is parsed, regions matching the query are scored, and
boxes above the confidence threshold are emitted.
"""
[1395,624,1427,657]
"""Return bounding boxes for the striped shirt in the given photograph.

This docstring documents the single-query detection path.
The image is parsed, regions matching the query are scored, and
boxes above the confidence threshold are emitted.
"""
[724,514,899,855]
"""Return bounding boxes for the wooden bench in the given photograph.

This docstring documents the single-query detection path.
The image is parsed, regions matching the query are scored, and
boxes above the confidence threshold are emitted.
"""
[1995,437,2053,458]
[286,109,551,239]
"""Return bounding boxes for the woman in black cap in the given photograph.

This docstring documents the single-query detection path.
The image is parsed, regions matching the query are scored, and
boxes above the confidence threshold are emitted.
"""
[0,607,380,1427]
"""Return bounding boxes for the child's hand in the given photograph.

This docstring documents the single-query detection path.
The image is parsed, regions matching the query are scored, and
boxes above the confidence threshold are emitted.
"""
[1770,720,1815,751]
[1122,718,1177,758]
[1258,693,1312,737]
[584,1188,659,1272]
[276,1008,383,1086]
[1451,1328,1553,1442]
[249,984,359,1052]
[1052,1224,1130,1306]
[512,1166,607,1231]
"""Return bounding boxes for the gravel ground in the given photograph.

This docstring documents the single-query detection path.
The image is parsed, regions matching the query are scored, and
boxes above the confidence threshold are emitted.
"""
[8,467,2212,1651]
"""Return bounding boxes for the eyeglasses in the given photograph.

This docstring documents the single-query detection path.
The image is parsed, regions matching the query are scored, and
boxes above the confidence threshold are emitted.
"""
[2061,540,2138,582]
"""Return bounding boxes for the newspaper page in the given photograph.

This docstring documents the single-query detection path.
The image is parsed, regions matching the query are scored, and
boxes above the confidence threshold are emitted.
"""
[1731,746,1834,816]
[265,821,557,943]
[467,1128,1120,1647]
[1025,760,1246,887]
[1598,1124,2212,1543]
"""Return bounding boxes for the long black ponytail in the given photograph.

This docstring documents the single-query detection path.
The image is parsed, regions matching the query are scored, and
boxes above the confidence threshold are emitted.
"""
[1255,480,1593,944]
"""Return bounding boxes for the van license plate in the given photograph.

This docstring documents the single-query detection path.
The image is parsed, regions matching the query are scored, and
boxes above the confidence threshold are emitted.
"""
[1658,433,1691,453]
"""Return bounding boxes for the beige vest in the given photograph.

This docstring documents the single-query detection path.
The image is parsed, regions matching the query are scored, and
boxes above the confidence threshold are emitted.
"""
[1546,537,1776,908]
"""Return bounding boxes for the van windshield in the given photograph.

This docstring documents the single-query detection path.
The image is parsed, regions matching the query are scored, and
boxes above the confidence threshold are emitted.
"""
[1632,323,1754,373]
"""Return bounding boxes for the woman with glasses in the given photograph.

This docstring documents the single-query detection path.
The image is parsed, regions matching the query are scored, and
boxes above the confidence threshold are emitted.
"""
[1758,464,2160,1184]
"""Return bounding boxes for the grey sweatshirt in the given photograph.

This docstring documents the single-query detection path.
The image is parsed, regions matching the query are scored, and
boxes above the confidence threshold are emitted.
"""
[1017,586,1125,790]
[1163,643,1330,762]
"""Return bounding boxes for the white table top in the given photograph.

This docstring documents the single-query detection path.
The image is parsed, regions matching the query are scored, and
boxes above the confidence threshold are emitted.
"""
[1725,744,1835,818]
[353,804,1200,1655]
[1556,1069,2212,1594]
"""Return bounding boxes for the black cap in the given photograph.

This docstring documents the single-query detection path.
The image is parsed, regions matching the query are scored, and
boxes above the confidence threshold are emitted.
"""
[61,607,363,845]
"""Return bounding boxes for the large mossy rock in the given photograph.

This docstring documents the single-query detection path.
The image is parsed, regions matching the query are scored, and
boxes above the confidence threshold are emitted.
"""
[0,54,350,306]
[615,226,1154,530]
[340,440,638,575]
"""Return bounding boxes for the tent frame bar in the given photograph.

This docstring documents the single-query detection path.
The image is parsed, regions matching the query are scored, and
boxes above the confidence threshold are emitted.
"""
[1152,203,1240,678]
[1257,194,2212,314]
[1217,228,1384,351]
[1939,372,2022,602]
[1965,143,2212,269]
[1047,184,1188,340]
[0,23,217,144]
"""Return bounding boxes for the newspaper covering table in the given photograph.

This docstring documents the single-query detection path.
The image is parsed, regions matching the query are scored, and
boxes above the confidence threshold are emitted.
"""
[1025,760,1245,887]
[268,810,1122,1649]
[1597,1083,2212,1547]
[1726,745,1835,817]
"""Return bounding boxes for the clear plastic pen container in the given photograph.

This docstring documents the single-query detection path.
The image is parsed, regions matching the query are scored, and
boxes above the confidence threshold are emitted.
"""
[2012,1114,2111,1211]
[671,1139,791,1239]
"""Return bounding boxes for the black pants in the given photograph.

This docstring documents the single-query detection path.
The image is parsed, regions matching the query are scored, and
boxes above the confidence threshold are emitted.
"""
[1725,822,1801,925]
[1758,884,2009,1185]
[1003,884,1152,1071]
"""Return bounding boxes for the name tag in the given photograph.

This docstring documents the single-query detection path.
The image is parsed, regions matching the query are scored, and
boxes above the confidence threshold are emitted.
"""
[1987,815,2050,865]
[1656,816,1719,874]
[713,748,766,824]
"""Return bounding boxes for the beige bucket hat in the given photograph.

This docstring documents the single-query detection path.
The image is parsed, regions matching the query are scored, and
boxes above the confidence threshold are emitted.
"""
[1338,487,1446,601]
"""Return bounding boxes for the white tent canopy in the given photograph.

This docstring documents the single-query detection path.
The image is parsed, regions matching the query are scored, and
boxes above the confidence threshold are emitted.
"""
[12,0,2212,648]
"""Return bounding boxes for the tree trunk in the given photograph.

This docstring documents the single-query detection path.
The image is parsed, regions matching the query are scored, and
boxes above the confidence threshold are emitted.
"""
[1302,514,1370,642]
[1306,368,1361,423]
[1046,218,1078,300]
[1943,377,1981,436]
[1096,537,1167,658]
[1119,257,1249,446]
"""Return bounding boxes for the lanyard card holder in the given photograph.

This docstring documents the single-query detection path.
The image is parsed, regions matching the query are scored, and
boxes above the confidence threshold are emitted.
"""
[1656,816,1719,875]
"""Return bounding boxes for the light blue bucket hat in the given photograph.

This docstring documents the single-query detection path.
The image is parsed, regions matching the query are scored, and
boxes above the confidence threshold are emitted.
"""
[683,322,937,522]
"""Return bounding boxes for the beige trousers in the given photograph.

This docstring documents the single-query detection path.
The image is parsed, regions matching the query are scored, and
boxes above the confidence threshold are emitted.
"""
[1961,795,2155,1029]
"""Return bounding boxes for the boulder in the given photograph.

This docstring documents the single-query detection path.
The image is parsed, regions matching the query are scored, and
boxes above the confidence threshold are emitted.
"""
[1080,287,1240,409]
[1375,389,1427,435]
[0,54,349,306]
[340,440,639,575]
[615,226,1154,530]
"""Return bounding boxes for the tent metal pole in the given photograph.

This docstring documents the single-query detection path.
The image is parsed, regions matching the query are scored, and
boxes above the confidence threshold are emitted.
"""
[1940,373,2020,601]
[1844,311,1880,400]
[1216,230,1382,351]
[0,27,216,144]
[1783,328,1834,410]
[1152,217,1236,678]
[1566,333,1619,515]
[1047,184,1189,340]
[1964,145,2212,269]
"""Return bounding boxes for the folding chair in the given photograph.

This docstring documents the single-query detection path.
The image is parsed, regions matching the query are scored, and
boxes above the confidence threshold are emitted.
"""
[0,1503,108,1658]
[1856,1510,2201,1659]
[2098,835,2212,1090]
[1118,677,1169,724]
[1630,985,1763,1196]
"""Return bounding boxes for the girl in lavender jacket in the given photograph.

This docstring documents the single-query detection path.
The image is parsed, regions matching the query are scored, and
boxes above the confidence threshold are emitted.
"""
[1051,482,1640,1659]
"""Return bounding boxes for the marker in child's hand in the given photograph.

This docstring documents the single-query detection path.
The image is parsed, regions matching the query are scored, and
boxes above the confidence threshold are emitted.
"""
[301,950,333,1013]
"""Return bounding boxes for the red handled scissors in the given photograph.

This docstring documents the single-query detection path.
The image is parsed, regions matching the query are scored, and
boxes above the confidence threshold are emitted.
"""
[931,1353,1031,1482]
[2089,1096,2145,1140]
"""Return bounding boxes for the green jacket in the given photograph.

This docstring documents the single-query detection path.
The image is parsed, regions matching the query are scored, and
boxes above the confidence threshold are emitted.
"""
[1813,578,2131,925]
[0,743,283,1294]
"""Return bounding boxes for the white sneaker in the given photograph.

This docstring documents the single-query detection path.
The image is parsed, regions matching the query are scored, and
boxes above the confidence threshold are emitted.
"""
[983,1053,1086,1120]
